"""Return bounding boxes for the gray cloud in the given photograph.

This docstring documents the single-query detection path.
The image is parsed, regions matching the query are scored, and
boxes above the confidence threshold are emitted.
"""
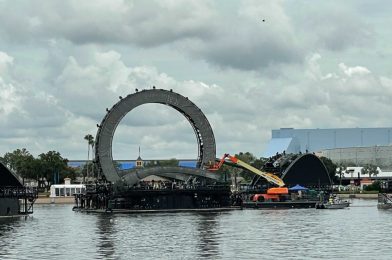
[0,1,391,160]
[0,0,215,47]
[0,1,304,71]
[2,47,392,159]
[287,1,374,52]
[186,0,305,70]
[0,0,377,73]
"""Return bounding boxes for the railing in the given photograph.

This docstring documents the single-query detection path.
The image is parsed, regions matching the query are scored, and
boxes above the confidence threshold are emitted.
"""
[0,186,38,215]
[126,183,230,191]
[378,193,392,204]
[0,186,38,199]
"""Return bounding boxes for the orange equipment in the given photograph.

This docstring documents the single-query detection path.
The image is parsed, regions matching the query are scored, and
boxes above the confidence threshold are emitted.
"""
[266,187,289,195]
[208,153,285,187]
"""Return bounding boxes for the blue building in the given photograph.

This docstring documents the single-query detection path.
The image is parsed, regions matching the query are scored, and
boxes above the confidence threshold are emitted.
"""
[68,160,197,170]
[264,127,392,157]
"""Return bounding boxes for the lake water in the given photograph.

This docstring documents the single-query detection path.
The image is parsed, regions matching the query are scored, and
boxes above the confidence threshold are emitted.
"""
[1,199,392,259]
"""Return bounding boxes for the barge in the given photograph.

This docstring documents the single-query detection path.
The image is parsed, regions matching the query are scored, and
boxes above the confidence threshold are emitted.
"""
[0,162,38,217]
[243,200,317,209]
[241,187,323,209]
[73,183,233,213]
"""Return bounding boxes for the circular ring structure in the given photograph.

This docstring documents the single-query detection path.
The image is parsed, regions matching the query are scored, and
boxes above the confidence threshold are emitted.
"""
[95,89,216,183]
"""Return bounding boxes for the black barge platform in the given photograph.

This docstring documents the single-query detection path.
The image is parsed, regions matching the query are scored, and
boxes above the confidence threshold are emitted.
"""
[242,200,318,209]
[74,184,234,212]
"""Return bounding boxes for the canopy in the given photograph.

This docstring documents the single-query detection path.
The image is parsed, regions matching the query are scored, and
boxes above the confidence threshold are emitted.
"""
[289,184,309,191]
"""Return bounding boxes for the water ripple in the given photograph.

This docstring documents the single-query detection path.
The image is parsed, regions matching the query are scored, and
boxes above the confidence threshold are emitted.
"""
[1,199,392,259]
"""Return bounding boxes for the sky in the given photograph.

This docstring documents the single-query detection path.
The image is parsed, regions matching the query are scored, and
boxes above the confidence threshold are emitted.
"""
[0,0,392,160]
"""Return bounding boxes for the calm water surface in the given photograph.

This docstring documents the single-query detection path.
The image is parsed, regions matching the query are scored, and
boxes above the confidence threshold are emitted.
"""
[1,199,392,259]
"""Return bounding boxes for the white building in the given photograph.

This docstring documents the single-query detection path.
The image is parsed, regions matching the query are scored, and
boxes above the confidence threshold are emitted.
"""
[50,178,85,198]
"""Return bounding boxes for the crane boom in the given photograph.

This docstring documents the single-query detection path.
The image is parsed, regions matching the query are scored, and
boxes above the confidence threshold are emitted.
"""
[209,153,285,187]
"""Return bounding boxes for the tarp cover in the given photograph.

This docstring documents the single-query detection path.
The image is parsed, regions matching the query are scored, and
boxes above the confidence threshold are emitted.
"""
[289,184,309,191]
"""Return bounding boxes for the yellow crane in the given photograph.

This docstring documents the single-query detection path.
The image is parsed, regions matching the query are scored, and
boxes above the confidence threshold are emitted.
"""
[208,153,285,187]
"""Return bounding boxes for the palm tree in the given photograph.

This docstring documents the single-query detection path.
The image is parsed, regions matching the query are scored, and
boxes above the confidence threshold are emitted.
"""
[361,164,379,178]
[90,140,95,178]
[84,134,94,183]
[336,162,346,188]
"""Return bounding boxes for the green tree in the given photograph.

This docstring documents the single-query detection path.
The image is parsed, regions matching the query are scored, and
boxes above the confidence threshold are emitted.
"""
[336,162,347,186]
[145,159,179,167]
[361,164,379,178]
[214,164,231,183]
[81,161,99,180]
[2,148,35,183]
[84,134,94,183]
[38,151,69,188]
[2,148,76,189]
[215,152,258,186]
[363,180,381,191]
[235,152,256,182]
[319,157,337,184]
[212,153,273,184]
[232,153,273,182]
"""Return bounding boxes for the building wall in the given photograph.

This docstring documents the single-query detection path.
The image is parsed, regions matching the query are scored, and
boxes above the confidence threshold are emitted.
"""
[270,127,392,153]
[319,146,392,169]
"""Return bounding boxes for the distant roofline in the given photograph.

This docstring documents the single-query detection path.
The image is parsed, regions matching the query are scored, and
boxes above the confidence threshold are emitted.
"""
[68,159,198,162]
[319,144,392,152]
[276,127,392,131]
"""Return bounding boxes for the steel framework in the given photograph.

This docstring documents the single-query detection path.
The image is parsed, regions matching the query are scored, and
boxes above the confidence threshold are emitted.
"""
[95,89,217,185]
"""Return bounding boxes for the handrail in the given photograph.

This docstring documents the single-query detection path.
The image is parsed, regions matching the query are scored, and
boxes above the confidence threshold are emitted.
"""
[0,186,38,199]
[378,193,392,204]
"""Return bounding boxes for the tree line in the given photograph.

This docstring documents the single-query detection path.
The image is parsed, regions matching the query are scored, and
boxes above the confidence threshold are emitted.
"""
[0,148,77,189]
[1,146,381,190]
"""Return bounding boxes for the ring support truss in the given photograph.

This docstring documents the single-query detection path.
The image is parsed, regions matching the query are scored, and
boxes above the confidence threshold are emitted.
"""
[95,89,217,184]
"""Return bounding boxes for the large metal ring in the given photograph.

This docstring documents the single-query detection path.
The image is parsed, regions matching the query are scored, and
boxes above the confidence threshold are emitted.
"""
[95,89,216,183]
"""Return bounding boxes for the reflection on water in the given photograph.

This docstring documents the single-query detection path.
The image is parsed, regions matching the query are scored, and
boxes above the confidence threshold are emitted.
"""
[1,200,392,259]
[96,215,116,259]
[196,213,220,258]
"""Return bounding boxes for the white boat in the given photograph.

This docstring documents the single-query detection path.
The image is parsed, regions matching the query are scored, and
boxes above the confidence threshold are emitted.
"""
[323,200,350,209]
[317,196,350,209]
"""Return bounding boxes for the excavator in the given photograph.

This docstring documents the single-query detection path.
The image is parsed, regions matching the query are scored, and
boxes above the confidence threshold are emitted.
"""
[208,153,288,202]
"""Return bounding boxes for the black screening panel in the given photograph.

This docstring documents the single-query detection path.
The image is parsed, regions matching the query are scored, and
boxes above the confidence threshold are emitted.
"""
[0,162,23,187]
[282,154,332,187]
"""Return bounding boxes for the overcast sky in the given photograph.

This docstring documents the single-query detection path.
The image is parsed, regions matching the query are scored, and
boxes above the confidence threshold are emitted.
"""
[0,0,391,160]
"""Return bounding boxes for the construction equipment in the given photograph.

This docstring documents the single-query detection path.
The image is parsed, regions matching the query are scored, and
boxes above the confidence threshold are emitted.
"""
[251,187,289,202]
[208,153,285,187]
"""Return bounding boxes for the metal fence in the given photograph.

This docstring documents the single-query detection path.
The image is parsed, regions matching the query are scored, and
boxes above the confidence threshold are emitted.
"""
[0,186,38,200]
